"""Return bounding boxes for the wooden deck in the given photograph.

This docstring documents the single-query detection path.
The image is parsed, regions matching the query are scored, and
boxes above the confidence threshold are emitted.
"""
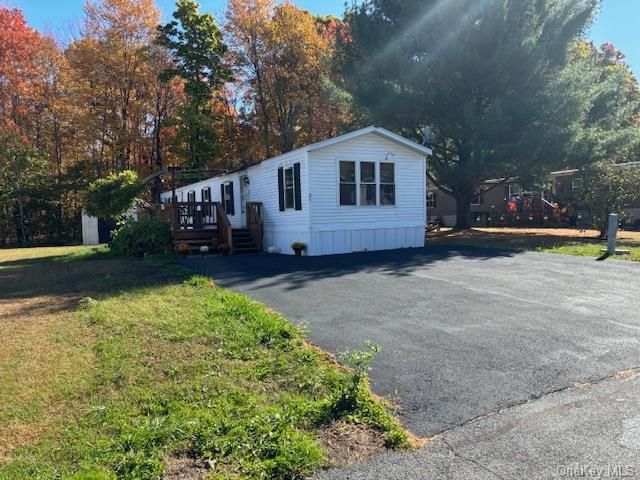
[161,201,263,254]
[470,193,570,227]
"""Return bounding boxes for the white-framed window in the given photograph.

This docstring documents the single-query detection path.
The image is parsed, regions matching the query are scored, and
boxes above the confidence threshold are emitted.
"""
[360,161,377,206]
[572,178,583,192]
[339,161,357,206]
[187,190,196,203]
[277,163,301,212]
[223,182,234,214]
[284,166,295,210]
[471,191,482,206]
[427,191,438,209]
[202,187,212,215]
[240,175,248,214]
[380,162,395,206]
[508,184,522,197]
[339,160,395,207]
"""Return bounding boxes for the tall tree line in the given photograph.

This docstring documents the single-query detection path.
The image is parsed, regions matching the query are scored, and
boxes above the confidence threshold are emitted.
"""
[0,0,349,245]
[1,0,638,244]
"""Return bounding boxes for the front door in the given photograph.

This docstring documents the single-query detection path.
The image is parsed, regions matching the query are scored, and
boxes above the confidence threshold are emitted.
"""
[239,175,249,227]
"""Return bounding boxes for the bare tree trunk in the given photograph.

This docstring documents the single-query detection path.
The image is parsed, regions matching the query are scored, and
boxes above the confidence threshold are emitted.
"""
[18,196,26,245]
[455,194,472,230]
[251,40,270,158]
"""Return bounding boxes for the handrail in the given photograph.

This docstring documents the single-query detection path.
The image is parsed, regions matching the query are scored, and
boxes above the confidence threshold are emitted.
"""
[246,202,264,252]
[215,202,233,253]
[163,201,217,230]
[540,197,556,209]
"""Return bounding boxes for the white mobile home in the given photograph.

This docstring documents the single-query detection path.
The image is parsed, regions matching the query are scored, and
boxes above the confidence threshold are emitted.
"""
[161,126,432,256]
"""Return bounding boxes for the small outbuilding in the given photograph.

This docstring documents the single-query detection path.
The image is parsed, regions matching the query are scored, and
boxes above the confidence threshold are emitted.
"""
[81,208,141,246]
[161,126,432,256]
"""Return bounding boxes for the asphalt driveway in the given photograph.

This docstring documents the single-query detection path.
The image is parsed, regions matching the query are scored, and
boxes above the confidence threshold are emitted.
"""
[184,246,640,435]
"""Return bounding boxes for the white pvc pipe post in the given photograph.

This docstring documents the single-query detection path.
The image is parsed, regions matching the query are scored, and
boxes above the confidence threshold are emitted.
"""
[607,213,619,254]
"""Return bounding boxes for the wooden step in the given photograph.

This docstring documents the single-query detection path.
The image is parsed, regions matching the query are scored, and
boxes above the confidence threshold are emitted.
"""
[173,229,217,241]
[232,233,252,239]
[231,228,260,254]
[233,237,256,244]
[172,228,261,254]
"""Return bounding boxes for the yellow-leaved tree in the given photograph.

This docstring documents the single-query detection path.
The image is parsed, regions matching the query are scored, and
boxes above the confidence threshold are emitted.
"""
[225,0,351,158]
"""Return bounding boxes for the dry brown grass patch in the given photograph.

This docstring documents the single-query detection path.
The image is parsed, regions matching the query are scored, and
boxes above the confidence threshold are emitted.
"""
[318,420,387,468]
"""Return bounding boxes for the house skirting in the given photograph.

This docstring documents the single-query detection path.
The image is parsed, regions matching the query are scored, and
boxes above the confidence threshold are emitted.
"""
[304,226,424,256]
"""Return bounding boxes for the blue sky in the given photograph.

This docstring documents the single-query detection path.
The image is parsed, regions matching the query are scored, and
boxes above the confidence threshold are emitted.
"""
[8,0,639,76]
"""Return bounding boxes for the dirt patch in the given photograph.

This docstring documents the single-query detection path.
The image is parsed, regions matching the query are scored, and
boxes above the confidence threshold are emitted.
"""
[163,455,210,480]
[317,420,387,468]
[478,227,640,242]
[432,227,640,243]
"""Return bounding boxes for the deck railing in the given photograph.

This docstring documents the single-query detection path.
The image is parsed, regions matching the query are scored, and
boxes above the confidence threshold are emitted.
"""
[470,194,566,226]
[162,200,261,255]
[246,202,264,252]
[215,203,233,253]
[161,201,218,230]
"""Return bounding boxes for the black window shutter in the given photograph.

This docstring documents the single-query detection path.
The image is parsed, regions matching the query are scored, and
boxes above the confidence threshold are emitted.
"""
[293,163,302,211]
[229,182,235,216]
[220,184,225,211]
[277,167,285,211]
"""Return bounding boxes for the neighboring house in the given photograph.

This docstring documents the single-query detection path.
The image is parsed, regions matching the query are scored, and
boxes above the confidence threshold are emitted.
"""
[429,163,640,227]
[427,178,525,227]
[161,126,432,256]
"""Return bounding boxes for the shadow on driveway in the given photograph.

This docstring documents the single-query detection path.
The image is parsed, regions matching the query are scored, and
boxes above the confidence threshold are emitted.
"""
[183,245,517,292]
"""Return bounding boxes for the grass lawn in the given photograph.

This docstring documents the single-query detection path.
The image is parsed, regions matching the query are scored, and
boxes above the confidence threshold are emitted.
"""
[427,227,640,261]
[0,246,409,480]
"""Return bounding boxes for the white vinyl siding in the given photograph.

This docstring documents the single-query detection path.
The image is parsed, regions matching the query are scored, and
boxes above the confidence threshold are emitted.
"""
[309,132,426,230]
[307,132,426,255]
[246,150,310,254]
